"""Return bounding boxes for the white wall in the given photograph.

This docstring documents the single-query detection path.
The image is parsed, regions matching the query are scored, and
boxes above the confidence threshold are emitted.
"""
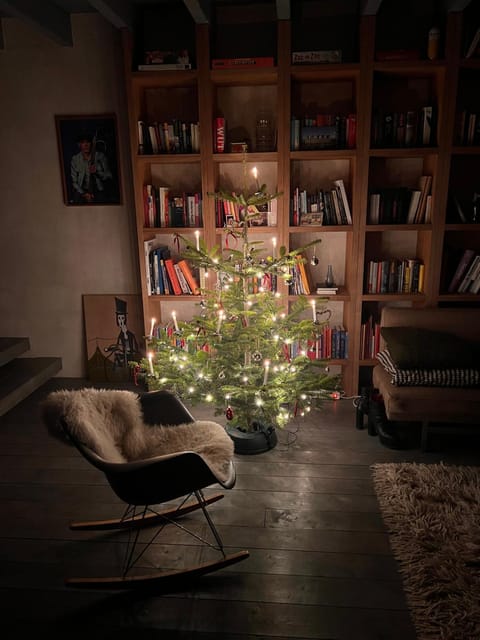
[0,14,140,377]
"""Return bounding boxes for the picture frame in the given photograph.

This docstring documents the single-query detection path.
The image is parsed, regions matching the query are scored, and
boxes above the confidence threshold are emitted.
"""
[55,113,122,206]
[83,294,143,382]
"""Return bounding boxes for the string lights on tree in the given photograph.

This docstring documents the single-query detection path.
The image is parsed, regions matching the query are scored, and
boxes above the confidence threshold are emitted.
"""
[134,164,340,434]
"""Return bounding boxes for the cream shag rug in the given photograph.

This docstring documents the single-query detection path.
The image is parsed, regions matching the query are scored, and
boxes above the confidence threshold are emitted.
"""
[372,462,480,640]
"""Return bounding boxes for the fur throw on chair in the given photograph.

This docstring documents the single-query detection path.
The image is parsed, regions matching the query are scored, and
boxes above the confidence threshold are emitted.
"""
[42,388,234,483]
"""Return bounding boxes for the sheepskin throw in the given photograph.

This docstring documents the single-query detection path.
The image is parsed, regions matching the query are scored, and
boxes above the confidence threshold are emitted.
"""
[42,388,234,483]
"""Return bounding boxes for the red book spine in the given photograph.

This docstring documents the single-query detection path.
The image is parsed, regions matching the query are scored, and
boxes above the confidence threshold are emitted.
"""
[213,117,225,153]
[346,114,356,149]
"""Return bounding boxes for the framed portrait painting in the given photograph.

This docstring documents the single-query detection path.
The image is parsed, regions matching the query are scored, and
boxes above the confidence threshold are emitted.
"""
[55,113,122,206]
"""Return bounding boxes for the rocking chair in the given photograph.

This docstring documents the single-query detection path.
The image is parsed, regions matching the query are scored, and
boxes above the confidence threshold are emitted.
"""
[41,387,249,589]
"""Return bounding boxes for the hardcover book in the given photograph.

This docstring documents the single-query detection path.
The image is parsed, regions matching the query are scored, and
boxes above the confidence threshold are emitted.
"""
[211,57,274,69]
[292,50,341,64]
[138,63,192,71]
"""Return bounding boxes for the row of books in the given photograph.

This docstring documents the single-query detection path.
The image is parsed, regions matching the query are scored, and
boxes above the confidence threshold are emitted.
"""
[214,195,277,228]
[447,249,480,294]
[371,106,436,148]
[143,186,202,229]
[368,176,432,225]
[365,258,425,294]
[289,254,313,295]
[144,239,200,297]
[290,179,353,226]
[306,325,349,360]
[359,316,381,360]
[456,110,480,146]
[152,325,347,362]
[137,119,200,155]
[290,114,356,151]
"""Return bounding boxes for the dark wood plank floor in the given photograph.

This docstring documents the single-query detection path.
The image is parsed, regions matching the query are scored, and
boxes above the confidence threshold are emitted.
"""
[1,378,480,640]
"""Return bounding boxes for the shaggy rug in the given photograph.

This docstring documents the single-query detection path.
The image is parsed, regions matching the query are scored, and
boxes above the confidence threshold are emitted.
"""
[371,462,480,640]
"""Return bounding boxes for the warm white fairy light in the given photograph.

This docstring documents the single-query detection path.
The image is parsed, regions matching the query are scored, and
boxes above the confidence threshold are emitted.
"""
[188,386,195,393]
[205,394,213,402]
[255,397,263,406]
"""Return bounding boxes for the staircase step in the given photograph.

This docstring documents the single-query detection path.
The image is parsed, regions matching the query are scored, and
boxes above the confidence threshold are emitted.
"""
[0,337,30,367]
[0,357,62,416]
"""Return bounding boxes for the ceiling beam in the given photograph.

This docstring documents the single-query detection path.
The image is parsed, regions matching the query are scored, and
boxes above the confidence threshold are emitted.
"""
[444,0,472,11]
[361,0,384,15]
[0,0,72,46]
[183,0,210,24]
[87,0,133,30]
[276,0,290,20]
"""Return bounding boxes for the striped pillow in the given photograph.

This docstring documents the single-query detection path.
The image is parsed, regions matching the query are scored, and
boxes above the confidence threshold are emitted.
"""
[376,349,480,387]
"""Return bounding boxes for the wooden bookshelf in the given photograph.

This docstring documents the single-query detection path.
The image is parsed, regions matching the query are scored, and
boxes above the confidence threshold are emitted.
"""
[122,0,480,397]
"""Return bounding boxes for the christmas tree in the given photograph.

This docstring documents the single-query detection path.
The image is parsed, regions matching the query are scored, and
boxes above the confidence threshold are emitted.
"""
[136,172,341,433]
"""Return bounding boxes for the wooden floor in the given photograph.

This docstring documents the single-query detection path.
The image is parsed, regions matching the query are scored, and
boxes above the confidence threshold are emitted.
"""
[1,378,480,640]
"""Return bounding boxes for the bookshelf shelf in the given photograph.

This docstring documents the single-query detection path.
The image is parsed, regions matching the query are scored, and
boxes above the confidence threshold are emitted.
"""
[123,1,480,397]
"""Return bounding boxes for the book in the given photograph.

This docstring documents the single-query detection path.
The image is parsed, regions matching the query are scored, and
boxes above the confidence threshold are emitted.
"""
[333,179,353,224]
[300,125,337,149]
[164,258,183,295]
[406,190,422,224]
[294,254,311,294]
[211,57,274,69]
[174,263,192,294]
[447,248,476,292]
[292,50,341,64]
[414,175,432,224]
[458,254,480,292]
[465,27,480,59]
[177,259,200,295]
[316,287,338,295]
[419,106,434,146]
[138,63,192,71]
[213,117,225,153]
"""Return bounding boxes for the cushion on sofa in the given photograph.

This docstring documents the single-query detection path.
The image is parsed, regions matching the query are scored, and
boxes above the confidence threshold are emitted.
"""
[380,326,480,369]
[376,348,480,387]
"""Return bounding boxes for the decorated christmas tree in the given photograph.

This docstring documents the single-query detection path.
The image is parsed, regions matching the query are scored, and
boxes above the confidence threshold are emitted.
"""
[135,170,341,435]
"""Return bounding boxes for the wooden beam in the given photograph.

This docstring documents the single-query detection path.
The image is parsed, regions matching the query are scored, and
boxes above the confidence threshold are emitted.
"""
[276,0,290,20]
[444,0,472,11]
[183,0,210,24]
[361,0,383,15]
[87,0,133,30]
[0,0,72,46]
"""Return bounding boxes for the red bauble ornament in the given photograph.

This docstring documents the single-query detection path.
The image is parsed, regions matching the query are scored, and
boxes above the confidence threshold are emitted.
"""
[226,406,234,420]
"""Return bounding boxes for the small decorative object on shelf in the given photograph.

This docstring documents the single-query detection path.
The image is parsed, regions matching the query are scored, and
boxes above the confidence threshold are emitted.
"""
[255,111,275,152]
[427,26,440,60]
[325,264,335,288]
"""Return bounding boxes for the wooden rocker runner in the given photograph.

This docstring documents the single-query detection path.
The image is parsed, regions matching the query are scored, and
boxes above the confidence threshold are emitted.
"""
[41,387,249,589]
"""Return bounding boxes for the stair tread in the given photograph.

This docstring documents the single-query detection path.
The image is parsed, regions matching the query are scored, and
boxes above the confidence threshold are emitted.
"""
[0,337,30,366]
[0,357,62,416]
